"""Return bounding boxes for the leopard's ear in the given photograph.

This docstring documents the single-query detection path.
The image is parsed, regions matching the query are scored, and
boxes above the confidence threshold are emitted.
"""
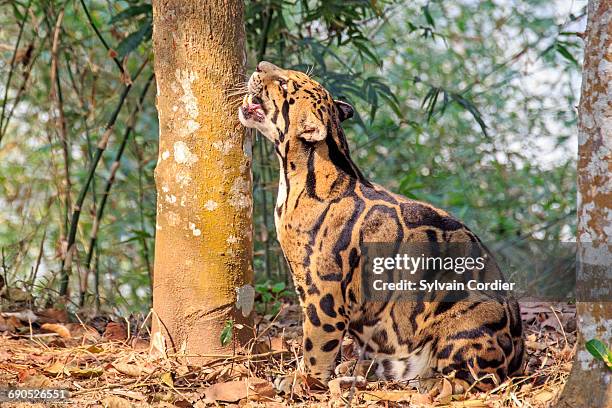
[334,100,354,122]
[298,121,326,142]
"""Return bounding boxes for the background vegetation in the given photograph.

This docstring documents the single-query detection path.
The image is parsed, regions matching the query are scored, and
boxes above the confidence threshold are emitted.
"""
[0,0,584,314]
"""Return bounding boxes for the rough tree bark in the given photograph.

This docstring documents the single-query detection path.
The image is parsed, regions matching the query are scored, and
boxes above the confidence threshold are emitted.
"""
[151,0,253,359]
[557,1,612,407]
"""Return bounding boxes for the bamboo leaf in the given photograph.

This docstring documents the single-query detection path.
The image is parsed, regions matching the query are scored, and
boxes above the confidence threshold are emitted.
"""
[110,4,152,24]
[555,42,579,66]
[116,18,152,59]
[450,93,489,137]
[422,4,435,28]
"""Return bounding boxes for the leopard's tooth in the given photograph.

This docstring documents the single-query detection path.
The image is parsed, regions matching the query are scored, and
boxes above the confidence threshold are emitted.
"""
[247,94,253,105]
[242,95,248,106]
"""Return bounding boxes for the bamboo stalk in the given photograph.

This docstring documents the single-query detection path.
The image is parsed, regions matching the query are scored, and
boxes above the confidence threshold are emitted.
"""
[60,0,147,296]
[49,9,72,236]
[0,0,32,146]
[78,0,125,75]
[59,83,132,296]
[83,74,155,305]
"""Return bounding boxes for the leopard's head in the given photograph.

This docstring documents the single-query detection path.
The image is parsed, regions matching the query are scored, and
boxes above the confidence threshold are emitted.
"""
[238,61,354,144]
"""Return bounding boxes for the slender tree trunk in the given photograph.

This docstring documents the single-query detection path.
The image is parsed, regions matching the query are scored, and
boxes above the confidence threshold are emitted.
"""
[151,0,253,359]
[557,1,612,406]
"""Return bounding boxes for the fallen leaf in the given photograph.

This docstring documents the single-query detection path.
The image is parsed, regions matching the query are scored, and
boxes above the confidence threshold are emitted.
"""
[23,374,52,388]
[526,340,547,351]
[176,365,190,376]
[103,322,127,340]
[270,336,289,352]
[160,372,174,387]
[540,315,563,331]
[41,323,71,339]
[205,380,248,403]
[0,314,9,332]
[150,391,175,402]
[101,395,132,408]
[1,287,31,302]
[361,390,414,402]
[436,378,453,403]
[69,366,103,378]
[328,378,342,397]
[341,337,355,358]
[131,337,149,350]
[254,339,271,354]
[29,354,53,364]
[87,344,104,353]
[249,378,276,398]
[450,400,488,407]
[6,316,23,331]
[110,390,147,401]
[2,310,38,322]
[38,308,68,323]
[328,376,366,397]
[47,338,67,348]
[273,374,308,397]
[411,392,434,406]
[17,368,36,382]
[533,389,556,403]
[44,361,67,375]
[150,331,167,359]
[68,323,101,342]
[0,349,11,361]
[113,362,142,377]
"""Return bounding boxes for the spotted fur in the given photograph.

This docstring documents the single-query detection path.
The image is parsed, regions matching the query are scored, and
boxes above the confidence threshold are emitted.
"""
[238,61,524,389]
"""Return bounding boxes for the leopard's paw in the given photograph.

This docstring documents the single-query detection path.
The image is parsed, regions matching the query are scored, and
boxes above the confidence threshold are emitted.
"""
[273,371,326,396]
[335,359,377,379]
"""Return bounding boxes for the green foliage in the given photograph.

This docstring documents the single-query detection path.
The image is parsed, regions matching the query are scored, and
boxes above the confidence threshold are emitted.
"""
[585,339,612,371]
[255,280,293,316]
[109,4,152,25]
[220,318,234,347]
[115,17,152,59]
[110,2,153,59]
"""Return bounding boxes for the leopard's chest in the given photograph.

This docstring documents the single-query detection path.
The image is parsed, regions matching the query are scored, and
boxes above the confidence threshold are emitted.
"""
[275,208,317,268]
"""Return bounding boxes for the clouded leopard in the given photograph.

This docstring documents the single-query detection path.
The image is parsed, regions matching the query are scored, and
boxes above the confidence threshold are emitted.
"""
[238,61,524,390]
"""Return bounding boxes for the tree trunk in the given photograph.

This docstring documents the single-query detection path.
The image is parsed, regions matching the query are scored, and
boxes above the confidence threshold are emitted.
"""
[557,1,612,407]
[151,0,253,360]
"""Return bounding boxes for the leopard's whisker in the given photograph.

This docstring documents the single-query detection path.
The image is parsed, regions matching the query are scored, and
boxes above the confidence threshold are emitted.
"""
[224,85,248,92]
[227,95,248,106]
[224,87,249,94]
[306,64,316,77]
[229,79,248,86]
[225,90,249,98]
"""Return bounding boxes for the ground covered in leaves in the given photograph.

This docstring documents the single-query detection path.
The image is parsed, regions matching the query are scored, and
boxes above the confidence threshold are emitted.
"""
[0,301,575,407]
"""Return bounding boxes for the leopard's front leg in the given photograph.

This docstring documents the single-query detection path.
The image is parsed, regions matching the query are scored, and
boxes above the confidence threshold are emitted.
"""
[301,293,348,384]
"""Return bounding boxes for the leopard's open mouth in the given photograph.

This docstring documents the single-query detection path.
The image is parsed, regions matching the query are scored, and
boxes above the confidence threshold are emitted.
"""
[239,94,265,123]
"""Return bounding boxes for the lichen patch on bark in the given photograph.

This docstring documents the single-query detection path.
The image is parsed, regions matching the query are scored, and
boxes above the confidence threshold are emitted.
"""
[173,141,198,165]
[204,200,219,211]
[213,139,235,155]
[174,69,201,138]
[229,176,252,210]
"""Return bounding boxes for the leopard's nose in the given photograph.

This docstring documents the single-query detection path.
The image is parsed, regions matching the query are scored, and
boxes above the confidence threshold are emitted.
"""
[256,61,279,73]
